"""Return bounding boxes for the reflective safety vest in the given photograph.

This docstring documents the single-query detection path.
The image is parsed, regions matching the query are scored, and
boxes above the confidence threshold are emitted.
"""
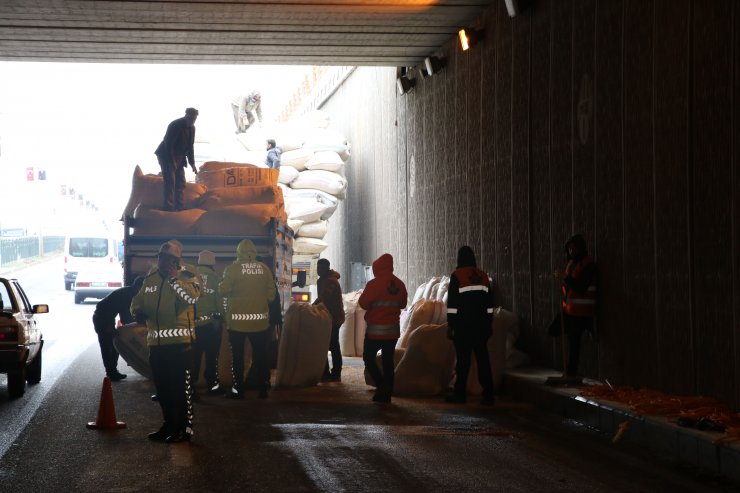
[562,257,596,317]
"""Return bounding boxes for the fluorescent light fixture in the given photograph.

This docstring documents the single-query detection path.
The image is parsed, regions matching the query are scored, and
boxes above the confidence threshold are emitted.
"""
[424,56,446,76]
[396,75,416,95]
[458,29,470,51]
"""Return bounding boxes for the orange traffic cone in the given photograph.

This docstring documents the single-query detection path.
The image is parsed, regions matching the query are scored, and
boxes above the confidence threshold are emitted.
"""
[86,376,127,430]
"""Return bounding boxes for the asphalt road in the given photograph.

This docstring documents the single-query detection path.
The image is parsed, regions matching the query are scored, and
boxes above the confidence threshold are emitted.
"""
[0,258,736,492]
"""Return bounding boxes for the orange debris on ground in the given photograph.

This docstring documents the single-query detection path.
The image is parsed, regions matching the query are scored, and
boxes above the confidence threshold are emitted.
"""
[580,384,740,444]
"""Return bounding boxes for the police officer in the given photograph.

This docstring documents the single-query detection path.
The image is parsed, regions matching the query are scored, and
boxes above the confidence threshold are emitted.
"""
[92,276,144,381]
[192,250,223,395]
[131,241,200,443]
[445,246,496,405]
[219,239,276,399]
[358,253,408,403]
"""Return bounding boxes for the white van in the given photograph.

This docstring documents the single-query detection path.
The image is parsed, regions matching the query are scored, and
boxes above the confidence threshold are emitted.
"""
[63,234,119,290]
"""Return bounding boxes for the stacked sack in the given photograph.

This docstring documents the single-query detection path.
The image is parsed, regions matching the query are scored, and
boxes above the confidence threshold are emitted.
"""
[235,110,350,256]
[122,162,284,237]
[365,275,527,396]
[338,290,366,357]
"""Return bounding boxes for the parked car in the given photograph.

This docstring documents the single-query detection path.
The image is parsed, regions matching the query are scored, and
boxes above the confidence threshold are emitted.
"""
[0,277,47,397]
[74,265,123,304]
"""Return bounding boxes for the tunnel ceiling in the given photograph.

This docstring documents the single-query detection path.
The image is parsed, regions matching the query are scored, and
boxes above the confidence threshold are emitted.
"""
[0,1,494,65]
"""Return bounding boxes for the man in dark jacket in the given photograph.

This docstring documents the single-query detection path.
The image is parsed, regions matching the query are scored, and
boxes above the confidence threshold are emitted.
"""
[92,276,144,381]
[446,246,495,405]
[265,139,282,170]
[315,258,345,382]
[548,234,597,377]
[154,107,198,211]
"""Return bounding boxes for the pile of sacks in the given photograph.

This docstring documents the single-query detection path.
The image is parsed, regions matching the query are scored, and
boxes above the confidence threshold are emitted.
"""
[361,275,529,397]
[121,163,285,237]
[236,110,350,255]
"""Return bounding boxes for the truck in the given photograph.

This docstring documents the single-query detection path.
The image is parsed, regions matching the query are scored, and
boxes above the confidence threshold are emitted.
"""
[122,216,294,315]
[290,253,319,303]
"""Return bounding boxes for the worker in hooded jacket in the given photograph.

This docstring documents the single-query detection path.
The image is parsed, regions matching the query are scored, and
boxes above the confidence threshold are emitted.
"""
[445,246,496,405]
[131,241,200,443]
[358,253,407,403]
[315,258,345,382]
[219,239,276,399]
[548,234,597,377]
[192,250,223,395]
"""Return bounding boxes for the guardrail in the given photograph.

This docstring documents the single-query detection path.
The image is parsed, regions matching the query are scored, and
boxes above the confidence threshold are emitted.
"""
[0,236,65,268]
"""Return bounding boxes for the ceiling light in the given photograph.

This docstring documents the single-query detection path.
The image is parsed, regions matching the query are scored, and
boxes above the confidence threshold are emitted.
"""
[458,28,482,51]
[424,56,446,76]
[396,75,416,95]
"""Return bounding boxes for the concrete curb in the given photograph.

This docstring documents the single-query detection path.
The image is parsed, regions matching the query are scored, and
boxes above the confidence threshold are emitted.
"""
[505,367,740,484]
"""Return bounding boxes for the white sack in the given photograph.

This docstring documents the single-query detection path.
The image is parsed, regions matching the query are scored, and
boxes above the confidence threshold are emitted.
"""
[291,170,348,197]
[302,128,350,155]
[293,237,328,255]
[304,151,345,172]
[296,220,328,239]
[275,303,332,387]
[278,165,300,185]
[287,219,304,235]
[283,188,339,220]
[280,148,314,171]
[287,200,330,223]
[393,323,456,396]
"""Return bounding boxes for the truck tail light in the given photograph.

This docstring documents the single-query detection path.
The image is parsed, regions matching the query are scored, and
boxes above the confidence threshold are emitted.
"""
[76,282,91,287]
[108,282,122,288]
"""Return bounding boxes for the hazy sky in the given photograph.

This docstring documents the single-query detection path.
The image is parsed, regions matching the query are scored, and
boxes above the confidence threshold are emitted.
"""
[0,61,311,227]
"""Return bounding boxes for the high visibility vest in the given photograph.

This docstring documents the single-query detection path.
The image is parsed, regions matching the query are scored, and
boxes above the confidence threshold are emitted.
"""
[561,257,596,317]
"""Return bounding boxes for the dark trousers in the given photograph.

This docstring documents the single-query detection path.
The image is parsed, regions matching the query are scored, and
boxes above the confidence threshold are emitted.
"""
[157,156,185,211]
[192,321,222,387]
[452,329,494,399]
[547,313,594,375]
[92,315,119,375]
[229,329,270,393]
[324,323,343,377]
[149,344,193,434]
[363,337,397,393]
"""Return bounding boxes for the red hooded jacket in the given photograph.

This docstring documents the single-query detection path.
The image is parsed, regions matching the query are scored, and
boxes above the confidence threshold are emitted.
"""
[358,254,408,340]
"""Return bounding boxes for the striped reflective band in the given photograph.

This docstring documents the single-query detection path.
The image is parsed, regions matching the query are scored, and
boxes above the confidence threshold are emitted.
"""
[459,285,489,293]
[170,281,198,304]
[197,314,214,322]
[366,324,399,335]
[447,308,459,314]
[368,300,405,308]
[151,328,192,338]
[231,313,268,321]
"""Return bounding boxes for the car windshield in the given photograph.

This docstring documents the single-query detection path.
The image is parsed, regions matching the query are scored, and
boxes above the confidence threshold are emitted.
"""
[69,237,109,258]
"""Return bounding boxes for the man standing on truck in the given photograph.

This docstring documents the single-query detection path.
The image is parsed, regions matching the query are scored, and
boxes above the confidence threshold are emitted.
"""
[92,276,144,381]
[314,258,344,382]
[192,250,223,395]
[131,241,200,443]
[219,239,276,399]
[231,91,262,133]
[154,107,199,211]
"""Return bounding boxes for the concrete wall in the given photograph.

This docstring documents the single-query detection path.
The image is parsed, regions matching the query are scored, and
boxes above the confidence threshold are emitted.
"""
[320,0,740,409]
